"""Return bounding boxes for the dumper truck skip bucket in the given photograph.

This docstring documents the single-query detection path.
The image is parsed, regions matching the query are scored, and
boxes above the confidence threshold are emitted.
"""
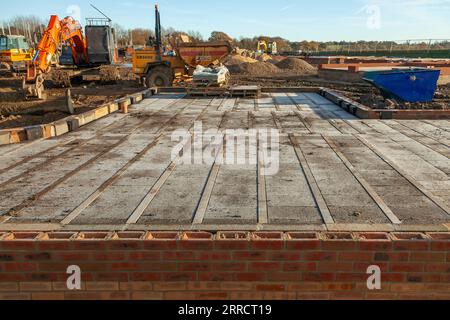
[363,68,441,103]
[177,41,232,68]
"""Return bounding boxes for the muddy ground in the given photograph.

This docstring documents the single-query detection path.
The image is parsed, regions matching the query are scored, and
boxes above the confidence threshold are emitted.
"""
[0,67,142,129]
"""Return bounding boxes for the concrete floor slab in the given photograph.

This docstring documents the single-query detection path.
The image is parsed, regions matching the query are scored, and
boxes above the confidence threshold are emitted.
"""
[0,92,448,232]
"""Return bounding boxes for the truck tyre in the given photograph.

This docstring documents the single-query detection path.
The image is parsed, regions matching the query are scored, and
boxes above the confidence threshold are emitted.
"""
[145,66,173,88]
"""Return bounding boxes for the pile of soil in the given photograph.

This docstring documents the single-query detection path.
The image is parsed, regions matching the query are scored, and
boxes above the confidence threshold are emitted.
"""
[224,54,258,65]
[227,61,281,76]
[275,58,317,74]
[256,53,272,62]
[359,92,448,110]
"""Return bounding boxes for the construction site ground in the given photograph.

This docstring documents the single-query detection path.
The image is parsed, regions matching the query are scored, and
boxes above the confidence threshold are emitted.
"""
[0,91,449,233]
[0,67,141,130]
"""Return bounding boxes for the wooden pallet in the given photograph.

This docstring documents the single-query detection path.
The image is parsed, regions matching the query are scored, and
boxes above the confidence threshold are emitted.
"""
[230,85,261,97]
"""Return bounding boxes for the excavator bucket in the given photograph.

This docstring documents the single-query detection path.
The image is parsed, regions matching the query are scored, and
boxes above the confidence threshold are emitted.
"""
[23,63,46,100]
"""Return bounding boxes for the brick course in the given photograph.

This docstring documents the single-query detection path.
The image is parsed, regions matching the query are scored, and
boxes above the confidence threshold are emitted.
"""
[0,231,448,300]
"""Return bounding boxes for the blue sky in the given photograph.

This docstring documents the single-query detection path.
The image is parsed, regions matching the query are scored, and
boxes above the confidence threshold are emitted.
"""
[1,0,450,41]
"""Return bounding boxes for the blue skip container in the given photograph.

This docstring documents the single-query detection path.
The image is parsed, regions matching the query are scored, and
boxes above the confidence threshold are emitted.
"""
[363,68,441,103]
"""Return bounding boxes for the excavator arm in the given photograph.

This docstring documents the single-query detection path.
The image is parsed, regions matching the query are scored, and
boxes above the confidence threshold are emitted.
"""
[24,15,88,99]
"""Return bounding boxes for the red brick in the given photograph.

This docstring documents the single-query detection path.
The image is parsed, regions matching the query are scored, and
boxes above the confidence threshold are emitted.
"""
[198,273,234,281]
[71,241,108,250]
[154,282,187,291]
[179,262,211,271]
[0,292,31,300]
[263,292,297,300]
[220,282,253,291]
[394,240,429,251]
[410,252,446,262]
[229,292,264,300]
[267,272,302,282]
[187,282,221,291]
[0,282,18,291]
[23,273,59,282]
[214,240,249,250]
[94,252,126,261]
[110,262,138,271]
[131,292,163,300]
[0,253,15,261]
[163,251,195,260]
[194,292,228,300]
[234,251,267,260]
[297,292,330,300]
[406,273,441,283]
[303,252,337,261]
[332,291,365,300]
[251,240,284,250]
[431,241,450,251]
[143,240,177,250]
[96,273,129,282]
[107,241,143,250]
[178,240,213,251]
[19,282,52,291]
[283,262,316,272]
[381,272,406,282]
[288,282,322,292]
[3,262,37,272]
[32,292,65,300]
[119,281,152,291]
[212,262,246,272]
[163,292,197,300]
[321,240,357,250]
[85,282,119,291]
[366,293,398,300]
[322,282,355,291]
[302,272,335,281]
[255,284,285,292]
[318,262,353,272]
[390,263,424,272]
[250,262,282,272]
[54,252,91,261]
[336,273,368,282]
[162,272,197,281]
[425,263,450,273]
[359,241,392,251]
[286,240,320,250]
[0,241,36,250]
[390,283,425,293]
[130,273,161,281]
[267,252,301,261]
[339,252,374,261]
[374,252,409,262]
[37,241,71,251]
[139,262,177,271]
[23,252,52,261]
[235,273,267,281]
[196,252,231,260]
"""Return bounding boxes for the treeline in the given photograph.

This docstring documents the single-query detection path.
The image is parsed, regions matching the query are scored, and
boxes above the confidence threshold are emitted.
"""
[2,16,448,52]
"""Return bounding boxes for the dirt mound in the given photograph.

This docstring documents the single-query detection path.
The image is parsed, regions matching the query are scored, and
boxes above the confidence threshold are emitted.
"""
[256,53,272,62]
[227,61,281,76]
[224,54,258,66]
[276,58,316,74]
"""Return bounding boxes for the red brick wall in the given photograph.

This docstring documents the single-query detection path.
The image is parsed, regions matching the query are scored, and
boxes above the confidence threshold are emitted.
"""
[0,231,449,300]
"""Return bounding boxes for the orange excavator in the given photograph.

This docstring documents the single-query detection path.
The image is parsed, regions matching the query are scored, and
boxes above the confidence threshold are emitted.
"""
[24,14,117,99]
[24,16,88,99]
